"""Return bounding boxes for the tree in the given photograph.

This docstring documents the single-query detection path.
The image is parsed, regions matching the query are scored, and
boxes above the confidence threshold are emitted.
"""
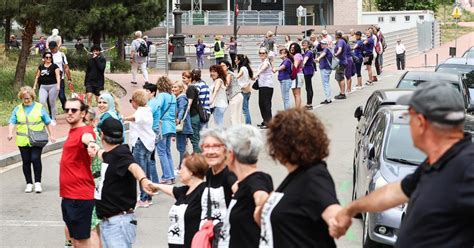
[0,0,20,45]
[375,0,441,12]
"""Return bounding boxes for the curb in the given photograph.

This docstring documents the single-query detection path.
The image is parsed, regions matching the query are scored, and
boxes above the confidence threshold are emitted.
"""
[0,137,67,167]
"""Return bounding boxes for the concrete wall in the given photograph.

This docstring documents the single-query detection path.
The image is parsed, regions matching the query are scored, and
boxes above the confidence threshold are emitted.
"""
[361,10,435,33]
[333,0,360,25]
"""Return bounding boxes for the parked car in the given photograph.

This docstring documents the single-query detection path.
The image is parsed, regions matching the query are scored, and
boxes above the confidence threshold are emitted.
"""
[353,106,424,247]
[353,106,474,248]
[436,58,474,106]
[462,46,474,58]
[353,89,415,174]
[394,71,472,112]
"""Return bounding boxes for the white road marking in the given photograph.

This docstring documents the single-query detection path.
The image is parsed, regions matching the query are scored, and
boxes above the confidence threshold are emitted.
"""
[1,220,64,227]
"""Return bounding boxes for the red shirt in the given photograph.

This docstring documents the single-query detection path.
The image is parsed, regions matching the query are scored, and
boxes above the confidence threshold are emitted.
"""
[59,125,96,200]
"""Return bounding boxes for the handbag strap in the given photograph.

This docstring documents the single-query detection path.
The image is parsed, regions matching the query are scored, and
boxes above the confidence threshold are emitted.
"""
[159,94,174,120]
[206,175,212,220]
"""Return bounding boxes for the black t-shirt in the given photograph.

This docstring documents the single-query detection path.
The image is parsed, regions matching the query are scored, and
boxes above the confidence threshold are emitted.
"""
[38,63,59,85]
[218,171,273,248]
[200,167,237,225]
[260,163,338,248]
[168,182,206,248]
[186,85,200,117]
[85,55,106,86]
[96,145,137,219]
[398,134,474,247]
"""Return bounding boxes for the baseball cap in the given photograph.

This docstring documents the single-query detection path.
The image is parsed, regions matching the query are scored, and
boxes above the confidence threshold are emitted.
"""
[397,82,465,125]
[48,41,58,49]
[355,31,362,36]
[99,117,123,139]
[320,39,328,45]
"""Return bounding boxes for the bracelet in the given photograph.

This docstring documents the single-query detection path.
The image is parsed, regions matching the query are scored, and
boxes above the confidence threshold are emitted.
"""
[139,177,147,185]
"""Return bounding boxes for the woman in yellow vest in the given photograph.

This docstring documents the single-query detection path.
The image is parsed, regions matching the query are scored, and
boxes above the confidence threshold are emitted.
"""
[7,86,55,193]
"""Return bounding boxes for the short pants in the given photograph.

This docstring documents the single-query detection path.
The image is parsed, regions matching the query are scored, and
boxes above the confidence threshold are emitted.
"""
[363,54,374,66]
[335,64,346,82]
[61,198,95,240]
[85,83,104,96]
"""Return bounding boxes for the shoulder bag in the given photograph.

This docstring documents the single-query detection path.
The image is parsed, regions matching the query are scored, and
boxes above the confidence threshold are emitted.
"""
[24,108,48,147]
[197,89,210,123]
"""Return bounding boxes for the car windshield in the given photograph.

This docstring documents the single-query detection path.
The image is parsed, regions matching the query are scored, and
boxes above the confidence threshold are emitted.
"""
[384,124,425,165]
[437,66,473,76]
[463,51,474,58]
[398,79,461,92]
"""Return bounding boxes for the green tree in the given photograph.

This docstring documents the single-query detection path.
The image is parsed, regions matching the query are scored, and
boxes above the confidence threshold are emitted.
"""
[375,0,441,12]
[0,0,20,45]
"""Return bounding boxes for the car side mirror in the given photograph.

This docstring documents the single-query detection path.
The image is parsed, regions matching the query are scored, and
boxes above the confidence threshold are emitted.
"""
[354,106,363,121]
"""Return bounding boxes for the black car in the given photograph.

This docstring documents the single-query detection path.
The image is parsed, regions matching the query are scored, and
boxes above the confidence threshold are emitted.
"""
[353,89,415,171]
[395,71,472,112]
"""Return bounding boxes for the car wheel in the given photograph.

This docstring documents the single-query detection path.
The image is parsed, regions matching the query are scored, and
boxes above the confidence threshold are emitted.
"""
[362,213,390,248]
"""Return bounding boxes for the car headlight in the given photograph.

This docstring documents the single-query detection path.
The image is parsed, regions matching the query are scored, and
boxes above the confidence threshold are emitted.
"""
[374,176,388,189]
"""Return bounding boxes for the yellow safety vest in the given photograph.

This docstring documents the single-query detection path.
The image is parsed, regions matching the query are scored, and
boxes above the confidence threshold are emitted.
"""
[214,40,225,58]
[15,103,45,147]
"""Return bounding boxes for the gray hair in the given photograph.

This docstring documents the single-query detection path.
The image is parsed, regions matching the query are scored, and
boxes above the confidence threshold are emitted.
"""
[199,127,227,147]
[134,31,142,38]
[430,121,464,132]
[225,125,263,165]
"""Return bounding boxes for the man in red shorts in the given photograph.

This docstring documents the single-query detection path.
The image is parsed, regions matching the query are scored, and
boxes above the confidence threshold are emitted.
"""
[59,98,96,248]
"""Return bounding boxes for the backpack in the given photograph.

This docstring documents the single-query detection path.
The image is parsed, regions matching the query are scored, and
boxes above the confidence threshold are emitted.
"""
[214,41,221,52]
[137,41,149,57]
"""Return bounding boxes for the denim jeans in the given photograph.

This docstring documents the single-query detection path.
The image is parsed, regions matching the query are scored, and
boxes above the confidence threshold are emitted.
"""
[213,107,226,127]
[279,79,292,110]
[157,134,175,181]
[100,213,137,248]
[320,69,332,101]
[242,92,251,124]
[176,133,188,168]
[132,139,153,201]
[197,55,204,69]
[190,115,202,153]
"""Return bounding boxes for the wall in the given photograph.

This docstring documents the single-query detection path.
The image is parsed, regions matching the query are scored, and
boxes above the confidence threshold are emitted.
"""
[361,10,435,33]
[333,0,360,25]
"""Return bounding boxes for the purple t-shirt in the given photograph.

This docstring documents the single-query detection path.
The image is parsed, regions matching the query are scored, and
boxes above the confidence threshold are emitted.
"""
[278,58,292,81]
[354,40,364,60]
[319,48,333,70]
[345,43,352,60]
[335,39,348,65]
[195,43,206,56]
[35,41,47,54]
[303,50,315,75]
[365,38,374,55]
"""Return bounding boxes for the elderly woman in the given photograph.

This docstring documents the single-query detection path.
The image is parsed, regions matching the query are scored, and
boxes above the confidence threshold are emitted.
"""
[8,86,55,193]
[152,153,208,248]
[172,81,193,167]
[253,47,274,129]
[259,108,342,247]
[315,40,333,104]
[199,128,237,226]
[156,76,177,184]
[124,89,156,208]
[217,124,273,247]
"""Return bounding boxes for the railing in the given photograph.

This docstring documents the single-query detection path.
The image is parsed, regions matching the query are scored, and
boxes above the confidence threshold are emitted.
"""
[160,10,283,27]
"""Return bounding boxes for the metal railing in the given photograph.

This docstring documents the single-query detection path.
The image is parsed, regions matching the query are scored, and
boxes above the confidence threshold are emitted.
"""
[160,10,283,27]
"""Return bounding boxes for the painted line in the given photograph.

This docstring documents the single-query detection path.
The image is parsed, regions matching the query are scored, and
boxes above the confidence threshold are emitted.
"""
[344,227,359,242]
[1,220,64,227]
[339,180,352,193]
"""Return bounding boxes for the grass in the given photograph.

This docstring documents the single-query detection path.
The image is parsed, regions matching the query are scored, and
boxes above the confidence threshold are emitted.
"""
[0,51,124,126]
[440,23,474,44]
[437,4,474,23]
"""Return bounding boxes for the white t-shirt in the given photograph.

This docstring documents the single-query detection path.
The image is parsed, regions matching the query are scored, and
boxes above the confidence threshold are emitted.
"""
[129,106,156,152]
[210,79,228,108]
[396,44,406,55]
[257,59,273,88]
[52,51,68,79]
[238,67,251,92]
[131,38,147,63]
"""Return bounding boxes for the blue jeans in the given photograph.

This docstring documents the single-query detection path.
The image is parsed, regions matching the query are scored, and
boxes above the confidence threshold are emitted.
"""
[132,139,153,202]
[213,107,226,127]
[320,69,332,101]
[157,134,175,181]
[242,92,251,124]
[100,213,137,248]
[176,133,188,168]
[279,79,292,110]
[197,54,204,69]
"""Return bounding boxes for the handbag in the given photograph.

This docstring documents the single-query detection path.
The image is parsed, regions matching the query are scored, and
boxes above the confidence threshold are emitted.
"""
[191,177,222,248]
[252,79,259,90]
[197,89,210,123]
[330,56,340,70]
[24,109,48,147]
[176,109,187,133]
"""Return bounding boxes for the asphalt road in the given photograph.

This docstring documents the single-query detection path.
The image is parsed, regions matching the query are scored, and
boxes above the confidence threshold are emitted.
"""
[0,70,405,248]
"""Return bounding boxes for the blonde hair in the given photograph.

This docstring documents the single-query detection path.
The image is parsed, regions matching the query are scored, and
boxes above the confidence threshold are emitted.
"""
[266,31,274,37]
[134,31,142,38]
[18,86,36,100]
[131,89,148,107]
[173,81,185,94]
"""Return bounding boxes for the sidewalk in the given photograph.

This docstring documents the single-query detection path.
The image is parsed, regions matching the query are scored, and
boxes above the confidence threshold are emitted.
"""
[386,31,474,71]
[0,71,189,166]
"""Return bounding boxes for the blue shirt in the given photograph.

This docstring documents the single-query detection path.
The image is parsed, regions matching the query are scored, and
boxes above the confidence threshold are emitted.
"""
[195,43,206,56]
[334,39,348,66]
[155,92,177,135]
[319,48,333,70]
[278,58,292,81]
[365,37,374,55]
[9,102,52,125]
[354,40,364,60]
[303,50,315,75]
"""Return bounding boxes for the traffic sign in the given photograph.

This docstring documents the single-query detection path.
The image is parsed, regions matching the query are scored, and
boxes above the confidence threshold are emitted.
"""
[297,5,306,18]
[452,6,462,19]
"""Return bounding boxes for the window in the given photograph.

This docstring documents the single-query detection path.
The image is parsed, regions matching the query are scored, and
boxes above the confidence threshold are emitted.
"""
[390,16,396,22]
[378,17,384,22]
[405,16,410,21]
[419,15,424,20]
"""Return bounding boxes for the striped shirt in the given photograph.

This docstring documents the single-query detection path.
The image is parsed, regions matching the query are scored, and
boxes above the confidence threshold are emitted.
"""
[193,80,211,114]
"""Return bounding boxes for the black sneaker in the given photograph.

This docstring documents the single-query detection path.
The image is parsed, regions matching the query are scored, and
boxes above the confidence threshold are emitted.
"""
[320,100,332,104]
[305,105,313,110]
[144,81,150,85]
[259,125,268,129]
[334,94,346,100]
[257,122,264,127]
[131,81,138,85]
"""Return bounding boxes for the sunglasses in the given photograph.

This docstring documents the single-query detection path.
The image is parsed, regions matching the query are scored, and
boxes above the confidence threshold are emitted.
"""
[44,56,52,59]
[65,108,79,114]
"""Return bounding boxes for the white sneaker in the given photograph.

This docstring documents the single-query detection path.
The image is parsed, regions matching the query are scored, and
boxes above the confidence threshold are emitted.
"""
[50,120,57,126]
[25,184,33,193]
[34,182,42,193]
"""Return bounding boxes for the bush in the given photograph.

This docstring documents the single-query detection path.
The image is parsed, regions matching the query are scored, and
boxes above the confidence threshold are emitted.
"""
[66,51,89,71]
[111,58,131,73]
